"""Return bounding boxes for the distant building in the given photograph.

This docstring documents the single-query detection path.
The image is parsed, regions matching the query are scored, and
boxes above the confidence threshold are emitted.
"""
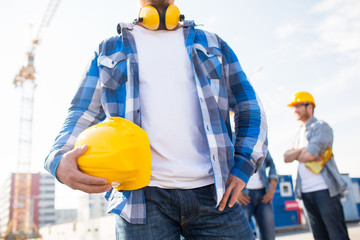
[0,172,55,237]
[55,209,77,224]
[40,215,115,240]
[77,193,108,221]
[40,193,113,240]
[38,173,56,227]
[0,175,11,235]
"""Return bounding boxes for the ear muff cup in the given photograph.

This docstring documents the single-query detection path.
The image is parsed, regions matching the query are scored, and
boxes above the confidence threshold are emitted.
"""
[139,6,160,30]
[164,5,181,30]
[135,4,184,31]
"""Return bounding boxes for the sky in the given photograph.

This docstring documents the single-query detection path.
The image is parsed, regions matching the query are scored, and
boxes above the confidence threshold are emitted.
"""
[0,0,359,209]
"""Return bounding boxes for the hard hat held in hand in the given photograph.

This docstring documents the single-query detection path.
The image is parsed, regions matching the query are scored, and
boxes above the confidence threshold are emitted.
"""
[74,117,151,191]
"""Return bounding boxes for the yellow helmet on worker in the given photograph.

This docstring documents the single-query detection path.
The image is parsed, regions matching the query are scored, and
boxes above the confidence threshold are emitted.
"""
[287,91,316,107]
[74,117,151,191]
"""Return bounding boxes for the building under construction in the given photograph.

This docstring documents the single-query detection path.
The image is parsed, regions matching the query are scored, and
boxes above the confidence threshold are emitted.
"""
[1,0,61,239]
[0,173,55,239]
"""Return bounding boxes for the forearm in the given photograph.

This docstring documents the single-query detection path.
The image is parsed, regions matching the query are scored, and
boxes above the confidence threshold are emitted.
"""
[297,149,317,162]
[45,110,103,180]
[268,179,277,195]
[284,148,302,162]
[44,52,104,179]
[220,35,268,178]
[231,95,268,181]
[262,178,277,203]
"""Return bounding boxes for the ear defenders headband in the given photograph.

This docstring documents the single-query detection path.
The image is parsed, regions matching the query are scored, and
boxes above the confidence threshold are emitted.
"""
[133,4,185,31]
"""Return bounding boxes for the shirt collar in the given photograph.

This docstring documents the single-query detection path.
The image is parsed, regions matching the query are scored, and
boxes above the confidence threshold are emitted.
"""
[305,117,317,128]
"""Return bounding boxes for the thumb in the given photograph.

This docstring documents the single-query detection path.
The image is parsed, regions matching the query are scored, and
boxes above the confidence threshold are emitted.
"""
[72,144,88,158]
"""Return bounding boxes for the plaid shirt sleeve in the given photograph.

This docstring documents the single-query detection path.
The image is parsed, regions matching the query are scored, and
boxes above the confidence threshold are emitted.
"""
[44,51,106,180]
[265,152,278,180]
[220,37,268,183]
[306,120,333,157]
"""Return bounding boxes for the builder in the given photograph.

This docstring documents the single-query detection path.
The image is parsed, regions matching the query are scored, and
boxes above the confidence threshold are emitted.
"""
[45,0,268,239]
[284,91,349,240]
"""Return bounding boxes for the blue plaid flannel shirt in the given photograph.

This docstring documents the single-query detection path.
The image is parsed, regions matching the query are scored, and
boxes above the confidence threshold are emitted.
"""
[45,21,268,224]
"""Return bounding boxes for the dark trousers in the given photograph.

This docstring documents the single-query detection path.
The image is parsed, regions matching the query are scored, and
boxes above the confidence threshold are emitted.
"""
[302,189,349,240]
[115,185,254,240]
[241,188,275,240]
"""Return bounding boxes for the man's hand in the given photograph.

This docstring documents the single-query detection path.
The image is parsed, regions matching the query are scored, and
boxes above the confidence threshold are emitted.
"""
[315,156,323,162]
[237,192,251,205]
[262,179,277,204]
[56,145,112,193]
[218,174,246,211]
[262,190,275,204]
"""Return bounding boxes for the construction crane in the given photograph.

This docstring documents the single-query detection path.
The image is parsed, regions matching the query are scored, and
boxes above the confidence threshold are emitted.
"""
[4,1,61,239]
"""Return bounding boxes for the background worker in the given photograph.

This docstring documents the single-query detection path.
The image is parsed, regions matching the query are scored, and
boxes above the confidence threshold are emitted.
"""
[44,0,268,239]
[284,91,349,240]
[237,152,278,240]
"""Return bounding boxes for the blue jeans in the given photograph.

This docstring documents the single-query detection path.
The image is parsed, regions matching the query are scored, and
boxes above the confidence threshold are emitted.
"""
[302,189,349,240]
[116,185,254,240]
[241,188,275,240]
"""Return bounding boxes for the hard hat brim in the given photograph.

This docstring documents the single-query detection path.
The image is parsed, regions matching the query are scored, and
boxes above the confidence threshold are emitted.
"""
[286,101,316,107]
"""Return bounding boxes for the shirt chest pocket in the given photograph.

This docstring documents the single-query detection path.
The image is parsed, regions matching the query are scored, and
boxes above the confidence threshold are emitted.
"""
[194,44,222,80]
[98,52,128,90]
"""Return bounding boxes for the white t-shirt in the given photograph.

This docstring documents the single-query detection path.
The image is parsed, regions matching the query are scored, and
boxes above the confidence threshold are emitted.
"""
[246,171,265,190]
[297,124,328,193]
[132,25,214,189]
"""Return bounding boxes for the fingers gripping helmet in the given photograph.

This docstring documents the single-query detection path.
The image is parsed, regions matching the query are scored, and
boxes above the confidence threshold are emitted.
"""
[74,117,151,191]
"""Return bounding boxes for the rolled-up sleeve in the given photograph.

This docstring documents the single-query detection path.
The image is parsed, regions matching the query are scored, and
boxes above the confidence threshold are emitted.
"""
[265,152,278,181]
[306,122,333,157]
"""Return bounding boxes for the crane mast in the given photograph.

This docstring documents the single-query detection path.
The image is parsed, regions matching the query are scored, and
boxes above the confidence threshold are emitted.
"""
[6,0,61,239]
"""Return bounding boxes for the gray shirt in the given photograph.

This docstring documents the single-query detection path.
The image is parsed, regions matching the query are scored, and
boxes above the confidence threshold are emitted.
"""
[293,117,347,199]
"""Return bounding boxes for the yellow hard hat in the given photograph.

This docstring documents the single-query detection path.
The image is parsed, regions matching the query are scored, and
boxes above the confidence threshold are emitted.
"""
[74,117,151,191]
[287,91,316,107]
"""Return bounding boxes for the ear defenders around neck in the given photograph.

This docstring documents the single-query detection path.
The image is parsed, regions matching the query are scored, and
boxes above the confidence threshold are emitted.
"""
[134,4,185,31]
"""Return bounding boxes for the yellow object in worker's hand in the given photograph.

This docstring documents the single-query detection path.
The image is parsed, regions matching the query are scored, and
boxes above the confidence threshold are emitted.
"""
[74,117,151,191]
[305,147,333,174]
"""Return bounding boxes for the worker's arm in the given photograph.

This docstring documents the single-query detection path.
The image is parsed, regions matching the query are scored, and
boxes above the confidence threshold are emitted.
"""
[284,148,320,163]
[56,145,111,193]
[262,179,277,203]
[305,121,333,162]
[297,149,319,162]
[44,51,110,193]
[284,148,302,163]
[217,37,268,211]
[265,152,278,180]
[262,152,278,203]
